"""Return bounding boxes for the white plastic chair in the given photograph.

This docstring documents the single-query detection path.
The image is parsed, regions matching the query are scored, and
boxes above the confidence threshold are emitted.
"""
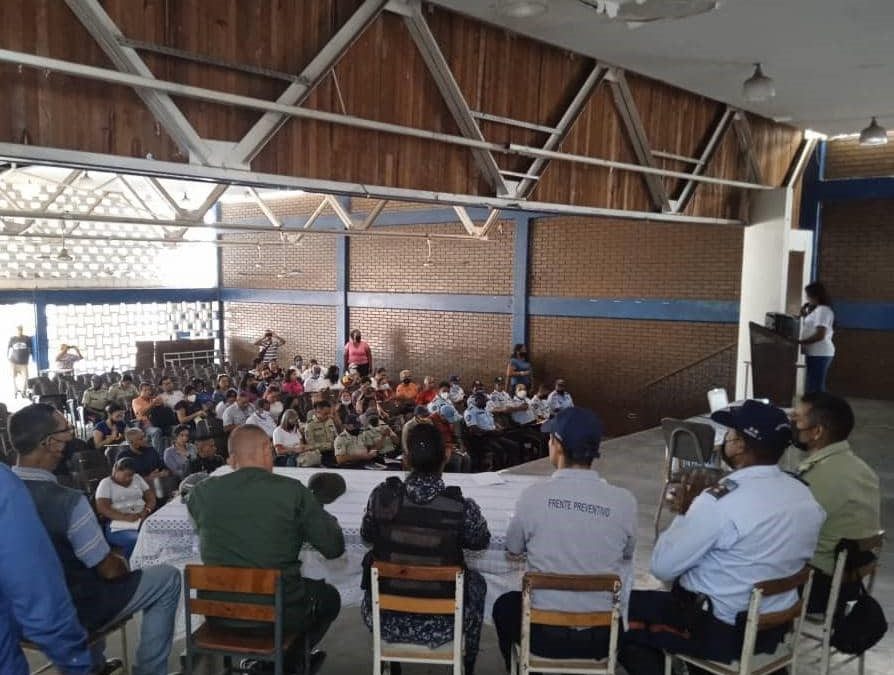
[371,561,465,675]
[511,572,622,675]
[665,566,813,675]
[799,532,884,675]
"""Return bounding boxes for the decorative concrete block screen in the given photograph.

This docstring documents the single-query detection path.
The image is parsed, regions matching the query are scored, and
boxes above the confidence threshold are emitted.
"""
[46,301,218,373]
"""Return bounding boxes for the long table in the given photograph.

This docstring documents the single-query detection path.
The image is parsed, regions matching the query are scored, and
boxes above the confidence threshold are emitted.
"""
[131,467,542,636]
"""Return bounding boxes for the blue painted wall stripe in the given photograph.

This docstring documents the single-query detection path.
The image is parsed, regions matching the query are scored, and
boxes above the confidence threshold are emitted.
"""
[529,297,740,323]
[0,288,216,305]
[347,292,512,314]
[833,302,894,331]
[219,288,340,306]
[814,176,894,203]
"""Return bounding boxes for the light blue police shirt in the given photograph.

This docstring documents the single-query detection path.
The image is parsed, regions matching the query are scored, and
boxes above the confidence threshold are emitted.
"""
[463,405,496,431]
[651,464,825,625]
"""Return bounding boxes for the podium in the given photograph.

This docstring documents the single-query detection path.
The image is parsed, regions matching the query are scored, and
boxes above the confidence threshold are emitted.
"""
[749,322,799,407]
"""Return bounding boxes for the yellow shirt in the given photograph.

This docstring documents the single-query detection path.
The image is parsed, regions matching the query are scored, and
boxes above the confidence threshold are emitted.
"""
[797,440,881,574]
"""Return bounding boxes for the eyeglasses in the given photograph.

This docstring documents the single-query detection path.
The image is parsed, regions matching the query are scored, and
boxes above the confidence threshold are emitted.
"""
[41,424,74,444]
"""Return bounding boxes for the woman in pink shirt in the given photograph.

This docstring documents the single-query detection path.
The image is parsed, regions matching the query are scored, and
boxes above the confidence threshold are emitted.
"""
[281,369,304,397]
[344,329,373,377]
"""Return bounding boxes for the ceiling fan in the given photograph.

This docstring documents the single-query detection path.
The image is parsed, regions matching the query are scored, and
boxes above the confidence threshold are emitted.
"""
[237,243,266,276]
[34,227,75,262]
[577,0,720,22]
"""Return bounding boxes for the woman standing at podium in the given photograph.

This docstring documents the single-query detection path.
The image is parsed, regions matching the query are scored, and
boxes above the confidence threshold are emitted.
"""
[799,282,835,393]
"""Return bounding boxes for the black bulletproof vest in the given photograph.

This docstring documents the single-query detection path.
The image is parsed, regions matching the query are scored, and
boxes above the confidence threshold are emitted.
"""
[371,477,465,598]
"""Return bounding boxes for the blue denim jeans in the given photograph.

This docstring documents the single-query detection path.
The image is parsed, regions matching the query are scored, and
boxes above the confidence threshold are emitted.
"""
[91,564,181,675]
[104,523,139,560]
[805,355,833,393]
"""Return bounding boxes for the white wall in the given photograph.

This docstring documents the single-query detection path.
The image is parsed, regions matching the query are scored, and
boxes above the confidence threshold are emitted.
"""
[735,188,793,399]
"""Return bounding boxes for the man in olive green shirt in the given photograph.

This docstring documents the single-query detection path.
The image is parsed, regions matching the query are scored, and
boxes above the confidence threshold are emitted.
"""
[304,400,338,467]
[188,424,345,671]
[334,415,380,467]
[792,393,880,612]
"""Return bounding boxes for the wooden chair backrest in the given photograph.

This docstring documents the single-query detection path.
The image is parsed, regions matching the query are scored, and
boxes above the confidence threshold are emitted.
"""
[522,573,621,629]
[372,561,462,616]
[185,564,280,623]
[839,531,885,584]
[754,566,811,629]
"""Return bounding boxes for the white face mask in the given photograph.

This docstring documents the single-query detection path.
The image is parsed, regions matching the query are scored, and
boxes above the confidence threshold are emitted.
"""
[440,392,450,400]
[516,390,527,398]
[187,395,197,403]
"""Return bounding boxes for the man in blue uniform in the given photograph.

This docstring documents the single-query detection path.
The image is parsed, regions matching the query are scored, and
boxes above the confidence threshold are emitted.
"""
[621,400,825,674]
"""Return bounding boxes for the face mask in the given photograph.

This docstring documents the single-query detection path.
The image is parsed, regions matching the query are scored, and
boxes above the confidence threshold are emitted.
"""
[516,390,527,398]
[556,390,566,396]
[440,392,450,400]
[348,428,361,436]
[341,399,352,406]
[187,395,197,403]
[369,418,380,427]
[403,378,411,384]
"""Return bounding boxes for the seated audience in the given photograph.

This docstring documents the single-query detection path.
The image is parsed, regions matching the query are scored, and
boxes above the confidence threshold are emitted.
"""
[304,365,328,393]
[415,375,438,407]
[92,402,126,449]
[174,386,206,430]
[448,374,465,406]
[621,400,825,674]
[281,369,304,398]
[401,405,432,452]
[335,414,381,468]
[547,378,574,414]
[431,405,471,473]
[215,387,237,418]
[130,382,167,454]
[342,363,361,389]
[188,425,344,674]
[222,390,255,432]
[463,392,520,470]
[192,378,214,407]
[95,458,155,560]
[10,403,180,675]
[335,390,355,426]
[792,392,881,612]
[274,409,320,467]
[323,365,342,390]
[373,367,392,398]
[108,373,139,411]
[184,434,225,477]
[81,375,109,423]
[212,374,232,404]
[245,398,277,438]
[157,376,184,409]
[118,428,168,480]
[427,380,454,414]
[163,424,196,478]
[301,358,320,382]
[0,462,93,675]
[360,411,399,458]
[361,422,491,675]
[394,369,419,402]
[352,379,378,416]
[305,400,339,467]
[529,384,552,421]
[494,406,636,669]
[488,376,513,410]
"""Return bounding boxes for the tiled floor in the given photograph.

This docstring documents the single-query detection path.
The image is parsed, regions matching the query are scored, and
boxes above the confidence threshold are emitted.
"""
[26,398,893,674]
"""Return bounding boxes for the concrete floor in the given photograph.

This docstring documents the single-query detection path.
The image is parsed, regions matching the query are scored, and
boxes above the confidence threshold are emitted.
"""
[26,398,894,674]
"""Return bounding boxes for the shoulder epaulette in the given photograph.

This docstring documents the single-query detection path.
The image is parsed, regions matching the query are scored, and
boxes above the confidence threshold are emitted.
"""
[705,479,738,499]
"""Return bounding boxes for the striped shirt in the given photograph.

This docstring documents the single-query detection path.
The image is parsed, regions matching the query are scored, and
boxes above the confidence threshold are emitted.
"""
[12,466,110,568]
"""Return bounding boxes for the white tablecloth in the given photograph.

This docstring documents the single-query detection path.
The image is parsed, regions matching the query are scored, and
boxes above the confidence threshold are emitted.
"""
[131,467,543,636]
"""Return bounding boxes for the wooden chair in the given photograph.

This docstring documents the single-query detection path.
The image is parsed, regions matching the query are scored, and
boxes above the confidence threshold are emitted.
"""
[511,572,622,675]
[665,566,814,675]
[799,531,885,675]
[654,417,718,540]
[371,561,465,675]
[183,564,307,675]
[23,615,132,675]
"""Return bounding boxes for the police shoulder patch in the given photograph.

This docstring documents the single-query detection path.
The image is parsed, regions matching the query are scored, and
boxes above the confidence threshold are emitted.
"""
[705,479,738,499]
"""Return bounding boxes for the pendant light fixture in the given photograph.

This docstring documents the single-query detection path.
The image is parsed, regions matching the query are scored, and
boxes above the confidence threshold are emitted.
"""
[859,117,888,146]
[742,63,775,103]
[497,0,549,19]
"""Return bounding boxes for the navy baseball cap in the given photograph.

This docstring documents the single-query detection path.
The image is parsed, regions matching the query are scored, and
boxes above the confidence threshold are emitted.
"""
[541,406,603,460]
[413,405,430,418]
[711,399,792,453]
[449,374,460,383]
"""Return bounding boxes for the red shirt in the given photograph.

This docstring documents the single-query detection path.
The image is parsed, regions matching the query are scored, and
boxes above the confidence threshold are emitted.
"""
[431,414,457,451]
[415,389,437,406]
[281,380,304,397]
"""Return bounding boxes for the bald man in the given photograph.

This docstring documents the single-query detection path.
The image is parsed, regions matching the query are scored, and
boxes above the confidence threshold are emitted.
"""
[187,425,344,674]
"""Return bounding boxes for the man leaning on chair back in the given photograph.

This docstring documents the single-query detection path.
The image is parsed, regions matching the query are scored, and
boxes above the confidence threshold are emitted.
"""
[791,392,881,612]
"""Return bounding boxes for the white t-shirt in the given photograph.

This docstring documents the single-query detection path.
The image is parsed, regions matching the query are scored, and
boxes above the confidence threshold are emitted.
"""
[245,410,277,437]
[801,305,835,357]
[303,376,328,393]
[159,390,185,408]
[273,427,302,450]
[95,474,150,515]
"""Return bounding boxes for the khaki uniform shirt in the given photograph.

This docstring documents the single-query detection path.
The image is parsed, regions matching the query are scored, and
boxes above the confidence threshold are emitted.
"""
[361,427,395,455]
[304,417,337,454]
[108,383,138,409]
[798,440,881,574]
[82,388,110,414]
[334,430,368,460]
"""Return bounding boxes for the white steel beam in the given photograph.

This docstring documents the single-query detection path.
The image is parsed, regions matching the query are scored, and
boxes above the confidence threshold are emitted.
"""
[608,70,670,212]
[0,49,771,194]
[452,206,485,237]
[249,187,283,228]
[403,2,510,196]
[228,0,388,166]
[0,142,744,226]
[64,0,210,164]
[470,111,560,136]
[731,111,764,184]
[672,107,734,213]
[785,137,818,189]
[514,64,608,199]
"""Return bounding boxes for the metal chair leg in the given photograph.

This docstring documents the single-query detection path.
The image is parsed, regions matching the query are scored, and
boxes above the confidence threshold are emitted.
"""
[654,481,669,541]
[119,624,130,675]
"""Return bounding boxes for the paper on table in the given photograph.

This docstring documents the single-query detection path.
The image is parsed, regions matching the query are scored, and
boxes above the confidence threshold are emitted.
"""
[109,518,141,532]
[471,472,506,486]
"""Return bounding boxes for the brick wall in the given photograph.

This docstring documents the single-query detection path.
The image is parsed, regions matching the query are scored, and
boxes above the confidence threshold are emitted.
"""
[828,330,894,398]
[220,193,334,220]
[346,307,511,387]
[825,137,894,179]
[224,302,336,367]
[530,217,743,299]
[349,222,515,294]
[820,200,894,301]
[529,317,737,435]
[220,231,337,290]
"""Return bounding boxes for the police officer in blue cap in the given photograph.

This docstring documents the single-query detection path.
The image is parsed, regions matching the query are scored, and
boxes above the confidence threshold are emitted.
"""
[493,406,637,670]
[621,400,825,674]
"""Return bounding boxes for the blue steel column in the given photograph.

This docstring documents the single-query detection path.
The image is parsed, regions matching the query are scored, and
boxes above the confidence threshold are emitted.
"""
[799,140,826,281]
[511,214,531,347]
[334,196,350,366]
[34,293,49,371]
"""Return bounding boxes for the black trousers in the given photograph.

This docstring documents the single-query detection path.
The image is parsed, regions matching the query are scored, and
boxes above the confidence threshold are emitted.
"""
[492,592,611,672]
[620,590,788,675]
[805,568,861,614]
[355,363,371,377]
